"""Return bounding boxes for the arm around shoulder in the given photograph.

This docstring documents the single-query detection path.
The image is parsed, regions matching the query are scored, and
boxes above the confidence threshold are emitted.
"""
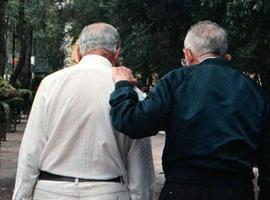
[110,72,177,139]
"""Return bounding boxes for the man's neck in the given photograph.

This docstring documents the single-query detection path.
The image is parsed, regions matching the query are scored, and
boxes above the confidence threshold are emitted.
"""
[84,49,115,65]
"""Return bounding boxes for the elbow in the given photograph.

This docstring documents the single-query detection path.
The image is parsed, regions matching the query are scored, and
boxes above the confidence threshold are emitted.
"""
[127,133,145,139]
[112,121,143,139]
[110,116,125,131]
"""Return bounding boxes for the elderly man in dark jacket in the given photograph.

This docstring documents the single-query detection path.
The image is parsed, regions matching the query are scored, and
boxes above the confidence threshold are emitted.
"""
[109,20,270,200]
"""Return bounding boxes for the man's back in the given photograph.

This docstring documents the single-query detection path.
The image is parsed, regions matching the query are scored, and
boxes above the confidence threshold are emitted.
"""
[109,20,270,199]
[162,58,267,184]
[13,55,155,200]
[39,55,130,178]
[110,57,269,187]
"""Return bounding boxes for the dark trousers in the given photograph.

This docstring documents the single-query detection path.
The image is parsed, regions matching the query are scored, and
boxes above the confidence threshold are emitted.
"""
[159,182,255,200]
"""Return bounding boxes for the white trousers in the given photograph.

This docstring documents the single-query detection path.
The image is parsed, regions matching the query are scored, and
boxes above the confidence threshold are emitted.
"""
[33,180,131,200]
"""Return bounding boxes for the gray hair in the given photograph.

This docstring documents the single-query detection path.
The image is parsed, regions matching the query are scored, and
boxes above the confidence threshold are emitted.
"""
[184,20,228,57]
[77,23,121,56]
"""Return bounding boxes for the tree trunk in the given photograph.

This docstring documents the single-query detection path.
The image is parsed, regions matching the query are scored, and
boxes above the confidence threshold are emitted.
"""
[20,26,33,88]
[0,0,8,77]
[10,0,29,86]
[12,25,16,70]
[261,68,270,94]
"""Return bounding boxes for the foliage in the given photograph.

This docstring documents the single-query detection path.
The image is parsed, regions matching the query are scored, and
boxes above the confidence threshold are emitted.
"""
[200,0,270,92]
[0,77,16,100]
[2,0,270,92]
[6,0,67,79]
[0,0,8,76]
[110,0,194,85]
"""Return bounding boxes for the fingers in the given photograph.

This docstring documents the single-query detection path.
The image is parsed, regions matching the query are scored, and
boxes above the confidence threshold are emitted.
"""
[224,54,232,62]
[112,66,132,74]
[112,66,137,85]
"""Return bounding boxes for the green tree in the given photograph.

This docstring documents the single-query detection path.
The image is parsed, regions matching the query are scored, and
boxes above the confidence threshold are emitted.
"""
[111,0,194,85]
[3,0,270,93]
[6,0,68,87]
[200,0,270,93]
[0,0,8,76]
[10,0,33,87]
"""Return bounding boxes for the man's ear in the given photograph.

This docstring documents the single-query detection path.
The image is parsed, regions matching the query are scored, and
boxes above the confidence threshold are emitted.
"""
[183,48,195,65]
[114,47,121,61]
[71,45,82,63]
[224,54,232,62]
[113,47,121,66]
[77,46,83,62]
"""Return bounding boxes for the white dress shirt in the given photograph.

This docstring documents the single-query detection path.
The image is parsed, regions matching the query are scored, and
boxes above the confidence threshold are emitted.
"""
[13,55,155,200]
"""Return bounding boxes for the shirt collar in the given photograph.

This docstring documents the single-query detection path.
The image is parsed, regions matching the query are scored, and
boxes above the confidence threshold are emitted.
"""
[199,56,218,64]
[79,55,113,70]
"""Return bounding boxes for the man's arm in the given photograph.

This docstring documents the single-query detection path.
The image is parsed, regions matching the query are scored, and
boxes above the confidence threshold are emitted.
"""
[258,100,270,200]
[126,138,155,200]
[13,81,47,200]
[110,74,175,138]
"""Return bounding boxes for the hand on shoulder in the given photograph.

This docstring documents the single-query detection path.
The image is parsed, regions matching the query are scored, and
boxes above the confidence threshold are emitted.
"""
[112,66,137,85]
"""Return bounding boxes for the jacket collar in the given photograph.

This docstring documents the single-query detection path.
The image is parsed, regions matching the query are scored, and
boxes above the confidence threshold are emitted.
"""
[199,57,229,66]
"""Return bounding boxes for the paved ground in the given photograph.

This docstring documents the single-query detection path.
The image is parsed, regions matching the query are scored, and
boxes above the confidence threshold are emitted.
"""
[0,118,27,200]
[0,119,165,200]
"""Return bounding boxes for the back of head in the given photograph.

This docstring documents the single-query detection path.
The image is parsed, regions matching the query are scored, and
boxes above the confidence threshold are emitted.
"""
[77,23,121,56]
[184,20,228,57]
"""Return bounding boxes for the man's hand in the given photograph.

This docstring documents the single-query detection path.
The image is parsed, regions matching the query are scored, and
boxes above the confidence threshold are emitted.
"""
[112,66,137,84]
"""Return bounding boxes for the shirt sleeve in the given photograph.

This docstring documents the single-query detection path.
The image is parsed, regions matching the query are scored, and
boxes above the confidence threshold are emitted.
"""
[13,81,48,200]
[126,138,155,200]
[258,100,270,200]
[109,73,176,139]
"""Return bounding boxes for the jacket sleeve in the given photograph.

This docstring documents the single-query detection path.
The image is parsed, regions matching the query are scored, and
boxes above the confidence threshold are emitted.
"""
[109,73,177,139]
[13,81,48,200]
[126,137,155,200]
[258,100,270,200]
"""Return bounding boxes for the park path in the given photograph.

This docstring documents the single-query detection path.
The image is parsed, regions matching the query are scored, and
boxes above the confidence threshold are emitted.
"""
[0,117,27,200]
[0,119,165,200]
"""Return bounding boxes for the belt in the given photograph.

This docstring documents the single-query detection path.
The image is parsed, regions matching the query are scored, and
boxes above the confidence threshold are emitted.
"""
[39,171,123,183]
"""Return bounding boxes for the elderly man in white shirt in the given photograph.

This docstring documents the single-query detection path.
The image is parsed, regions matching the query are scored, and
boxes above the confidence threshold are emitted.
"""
[13,23,155,200]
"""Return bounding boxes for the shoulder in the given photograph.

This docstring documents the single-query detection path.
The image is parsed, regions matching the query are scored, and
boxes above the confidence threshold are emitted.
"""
[37,67,77,94]
[160,67,195,86]
[161,67,189,80]
[42,66,76,85]
[147,68,193,96]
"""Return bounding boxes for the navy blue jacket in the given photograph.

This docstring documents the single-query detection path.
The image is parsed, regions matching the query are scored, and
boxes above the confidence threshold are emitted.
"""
[109,58,270,198]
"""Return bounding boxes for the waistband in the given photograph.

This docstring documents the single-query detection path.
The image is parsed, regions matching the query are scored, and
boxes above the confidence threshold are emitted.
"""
[39,171,123,184]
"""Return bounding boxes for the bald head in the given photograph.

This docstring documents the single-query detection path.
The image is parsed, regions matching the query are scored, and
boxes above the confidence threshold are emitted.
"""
[77,23,121,56]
